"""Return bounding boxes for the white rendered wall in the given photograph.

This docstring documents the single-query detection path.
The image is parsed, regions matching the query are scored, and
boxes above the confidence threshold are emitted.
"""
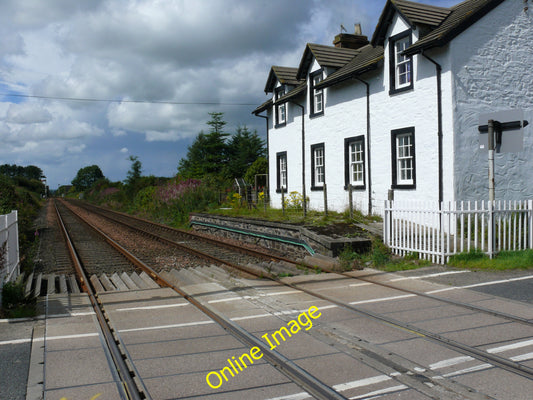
[368,13,455,211]
[451,1,533,201]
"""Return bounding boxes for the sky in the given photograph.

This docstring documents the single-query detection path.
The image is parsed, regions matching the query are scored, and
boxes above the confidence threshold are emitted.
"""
[0,0,459,189]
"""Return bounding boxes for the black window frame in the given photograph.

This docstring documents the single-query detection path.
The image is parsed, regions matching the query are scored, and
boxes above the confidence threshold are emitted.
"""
[274,86,287,128]
[309,69,324,117]
[389,30,413,95]
[344,135,366,190]
[391,127,416,190]
[310,143,325,191]
[276,151,288,193]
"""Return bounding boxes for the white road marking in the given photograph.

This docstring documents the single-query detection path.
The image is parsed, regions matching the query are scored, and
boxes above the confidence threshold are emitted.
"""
[115,303,189,311]
[389,270,469,282]
[349,294,416,305]
[333,375,391,391]
[349,385,408,399]
[426,275,533,294]
[118,320,214,333]
[487,339,533,354]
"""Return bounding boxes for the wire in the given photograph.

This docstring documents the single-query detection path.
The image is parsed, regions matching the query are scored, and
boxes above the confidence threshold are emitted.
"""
[0,92,258,106]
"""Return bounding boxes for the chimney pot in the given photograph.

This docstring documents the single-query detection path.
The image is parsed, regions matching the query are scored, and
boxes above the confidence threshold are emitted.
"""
[333,24,369,50]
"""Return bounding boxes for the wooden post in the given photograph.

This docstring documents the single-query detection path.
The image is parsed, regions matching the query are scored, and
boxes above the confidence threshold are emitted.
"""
[323,183,328,217]
[349,185,353,219]
[281,190,285,216]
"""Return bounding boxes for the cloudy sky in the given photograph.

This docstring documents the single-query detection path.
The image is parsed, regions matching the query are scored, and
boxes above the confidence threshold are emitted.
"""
[0,0,458,189]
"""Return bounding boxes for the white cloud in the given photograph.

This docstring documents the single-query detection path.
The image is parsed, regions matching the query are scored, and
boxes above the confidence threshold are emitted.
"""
[0,0,456,187]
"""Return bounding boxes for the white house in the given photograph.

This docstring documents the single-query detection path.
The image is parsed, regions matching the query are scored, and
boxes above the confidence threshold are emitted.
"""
[253,0,533,215]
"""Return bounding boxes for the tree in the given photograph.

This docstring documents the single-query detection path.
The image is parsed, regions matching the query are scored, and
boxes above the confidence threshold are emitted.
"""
[177,112,230,179]
[71,165,104,191]
[244,156,268,187]
[125,156,142,187]
[226,126,266,179]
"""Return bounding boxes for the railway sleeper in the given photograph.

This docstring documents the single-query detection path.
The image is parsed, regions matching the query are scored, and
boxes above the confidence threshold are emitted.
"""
[23,271,159,296]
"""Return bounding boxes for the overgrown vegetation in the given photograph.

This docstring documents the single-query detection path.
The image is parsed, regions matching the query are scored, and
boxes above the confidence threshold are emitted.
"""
[1,280,36,318]
[448,249,533,270]
[0,167,43,318]
[337,238,430,272]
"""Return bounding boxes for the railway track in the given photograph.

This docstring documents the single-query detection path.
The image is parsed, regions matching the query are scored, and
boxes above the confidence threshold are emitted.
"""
[38,198,533,399]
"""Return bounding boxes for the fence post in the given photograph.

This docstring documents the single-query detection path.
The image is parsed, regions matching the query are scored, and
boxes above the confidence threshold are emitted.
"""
[383,200,389,246]
[529,200,533,249]
[440,201,445,264]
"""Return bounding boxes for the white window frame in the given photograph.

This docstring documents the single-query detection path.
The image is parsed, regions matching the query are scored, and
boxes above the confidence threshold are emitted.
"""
[395,37,412,88]
[391,127,416,188]
[389,31,413,94]
[310,70,324,116]
[311,143,325,190]
[349,140,364,186]
[277,152,287,192]
[275,86,286,127]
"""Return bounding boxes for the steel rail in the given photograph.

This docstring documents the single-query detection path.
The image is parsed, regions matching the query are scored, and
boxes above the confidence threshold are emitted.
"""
[74,199,532,326]
[54,202,148,400]
[58,200,347,400]
[62,200,533,381]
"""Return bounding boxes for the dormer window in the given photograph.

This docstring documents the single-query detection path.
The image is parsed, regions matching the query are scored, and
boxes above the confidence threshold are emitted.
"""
[389,31,413,94]
[275,86,286,127]
[310,70,324,117]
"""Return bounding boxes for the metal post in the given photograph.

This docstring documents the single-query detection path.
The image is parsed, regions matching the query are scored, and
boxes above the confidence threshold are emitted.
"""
[488,119,495,202]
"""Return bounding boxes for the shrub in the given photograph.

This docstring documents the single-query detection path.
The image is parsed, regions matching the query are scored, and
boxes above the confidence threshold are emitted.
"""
[1,281,25,310]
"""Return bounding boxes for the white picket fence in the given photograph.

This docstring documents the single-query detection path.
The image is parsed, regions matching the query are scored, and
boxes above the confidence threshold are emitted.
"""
[383,200,533,264]
[0,211,20,295]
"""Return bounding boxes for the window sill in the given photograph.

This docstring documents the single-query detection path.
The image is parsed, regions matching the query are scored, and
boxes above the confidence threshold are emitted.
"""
[389,84,413,96]
[391,183,416,190]
[275,122,286,129]
[344,184,366,191]
[310,110,324,118]
[310,186,324,191]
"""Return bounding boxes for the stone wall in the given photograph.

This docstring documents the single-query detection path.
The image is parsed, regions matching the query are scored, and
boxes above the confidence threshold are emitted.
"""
[189,213,370,258]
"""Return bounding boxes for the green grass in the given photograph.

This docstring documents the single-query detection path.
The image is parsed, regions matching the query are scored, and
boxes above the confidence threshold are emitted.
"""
[448,249,533,270]
[337,238,430,272]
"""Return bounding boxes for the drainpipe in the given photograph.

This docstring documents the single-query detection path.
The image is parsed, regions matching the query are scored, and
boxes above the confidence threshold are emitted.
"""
[355,77,372,215]
[421,52,443,205]
[289,101,307,217]
[254,113,269,200]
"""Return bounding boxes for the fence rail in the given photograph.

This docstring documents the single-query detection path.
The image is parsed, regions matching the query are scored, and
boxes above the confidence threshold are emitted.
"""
[383,200,533,264]
[0,211,20,292]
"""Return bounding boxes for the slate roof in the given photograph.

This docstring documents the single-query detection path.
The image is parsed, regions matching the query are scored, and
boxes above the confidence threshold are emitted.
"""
[276,81,307,104]
[252,98,272,115]
[372,0,452,46]
[403,0,506,55]
[296,44,361,80]
[264,66,301,93]
[315,45,384,89]
[253,0,508,114]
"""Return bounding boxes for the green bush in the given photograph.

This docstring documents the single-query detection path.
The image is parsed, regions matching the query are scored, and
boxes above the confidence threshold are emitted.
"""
[1,281,25,309]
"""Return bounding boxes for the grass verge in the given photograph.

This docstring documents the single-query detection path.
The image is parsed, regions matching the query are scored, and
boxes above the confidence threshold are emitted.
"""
[448,249,533,270]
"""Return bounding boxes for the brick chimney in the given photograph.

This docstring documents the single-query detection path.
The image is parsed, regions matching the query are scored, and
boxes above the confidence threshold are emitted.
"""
[333,24,369,50]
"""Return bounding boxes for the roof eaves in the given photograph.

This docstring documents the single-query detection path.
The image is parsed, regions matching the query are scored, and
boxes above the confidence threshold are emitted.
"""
[276,81,307,104]
[403,0,505,56]
[316,46,384,89]
[252,98,273,115]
